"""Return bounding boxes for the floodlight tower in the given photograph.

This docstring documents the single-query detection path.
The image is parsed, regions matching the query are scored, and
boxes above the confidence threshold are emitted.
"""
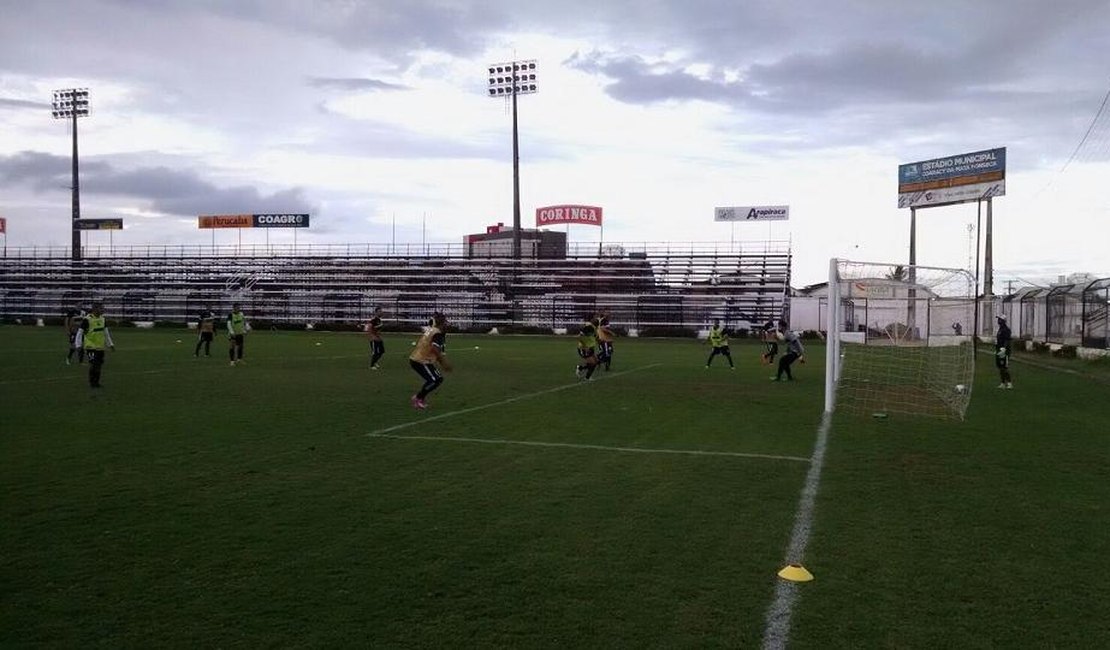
[52,88,90,261]
[487,60,537,259]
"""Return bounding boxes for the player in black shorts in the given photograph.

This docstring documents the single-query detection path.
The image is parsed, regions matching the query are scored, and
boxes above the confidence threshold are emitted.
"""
[367,307,385,369]
[64,307,85,365]
[195,308,216,357]
[760,320,779,366]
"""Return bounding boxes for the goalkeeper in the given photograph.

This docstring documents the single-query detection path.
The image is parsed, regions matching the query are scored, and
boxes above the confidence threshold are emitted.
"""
[995,315,1013,389]
[772,323,805,381]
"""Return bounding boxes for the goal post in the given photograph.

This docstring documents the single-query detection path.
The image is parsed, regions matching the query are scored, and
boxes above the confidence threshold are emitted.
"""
[825,258,976,419]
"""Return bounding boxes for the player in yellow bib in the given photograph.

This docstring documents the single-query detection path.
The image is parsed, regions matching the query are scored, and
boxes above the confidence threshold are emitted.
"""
[74,302,115,388]
[576,321,599,381]
[227,304,247,366]
[705,319,734,369]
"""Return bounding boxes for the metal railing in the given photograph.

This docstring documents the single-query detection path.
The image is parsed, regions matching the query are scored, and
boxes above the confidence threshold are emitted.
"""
[0,240,793,259]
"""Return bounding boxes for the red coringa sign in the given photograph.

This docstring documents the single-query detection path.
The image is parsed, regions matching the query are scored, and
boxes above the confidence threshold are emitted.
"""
[535,204,603,227]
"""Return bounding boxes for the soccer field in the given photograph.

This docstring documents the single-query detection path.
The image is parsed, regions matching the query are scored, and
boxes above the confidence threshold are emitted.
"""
[1,325,1108,648]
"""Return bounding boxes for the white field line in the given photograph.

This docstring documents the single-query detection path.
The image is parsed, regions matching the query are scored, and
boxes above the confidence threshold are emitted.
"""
[367,433,811,463]
[976,347,1109,384]
[0,351,422,385]
[366,364,660,436]
[365,363,810,463]
[0,367,178,386]
[762,410,833,650]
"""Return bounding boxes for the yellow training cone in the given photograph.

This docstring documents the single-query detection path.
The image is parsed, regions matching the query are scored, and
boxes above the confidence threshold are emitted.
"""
[777,564,814,582]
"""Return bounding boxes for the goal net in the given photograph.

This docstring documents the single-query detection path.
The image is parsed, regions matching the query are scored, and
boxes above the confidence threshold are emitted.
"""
[824,259,976,419]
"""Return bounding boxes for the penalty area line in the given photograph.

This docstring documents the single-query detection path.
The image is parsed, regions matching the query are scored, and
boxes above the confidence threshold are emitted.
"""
[366,364,662,437]
[366,362,809,464]
[367,433,811,463]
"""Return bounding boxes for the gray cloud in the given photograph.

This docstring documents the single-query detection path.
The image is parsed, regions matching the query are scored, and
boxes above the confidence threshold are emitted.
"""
[0,97,51,110]
[0,151,315,217]
[307,77,410,92]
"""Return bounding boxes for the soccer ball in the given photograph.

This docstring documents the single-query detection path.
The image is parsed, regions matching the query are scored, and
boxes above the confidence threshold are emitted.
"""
[954,384,966,394]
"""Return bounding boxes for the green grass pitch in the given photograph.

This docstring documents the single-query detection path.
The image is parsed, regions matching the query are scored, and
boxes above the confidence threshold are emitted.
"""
[1,325,1108,647]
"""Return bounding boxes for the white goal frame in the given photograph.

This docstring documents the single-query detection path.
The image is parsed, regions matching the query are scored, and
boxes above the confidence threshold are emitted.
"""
[824,258,977,419]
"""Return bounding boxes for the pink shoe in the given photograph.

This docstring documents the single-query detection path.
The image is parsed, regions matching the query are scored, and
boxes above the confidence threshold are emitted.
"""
[411,395,427,410]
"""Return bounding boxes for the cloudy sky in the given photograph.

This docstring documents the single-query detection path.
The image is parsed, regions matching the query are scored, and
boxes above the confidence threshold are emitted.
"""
[1,0,1109,287]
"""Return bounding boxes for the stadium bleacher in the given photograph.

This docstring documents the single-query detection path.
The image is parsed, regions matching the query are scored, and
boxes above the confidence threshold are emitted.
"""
[0,244,792,332]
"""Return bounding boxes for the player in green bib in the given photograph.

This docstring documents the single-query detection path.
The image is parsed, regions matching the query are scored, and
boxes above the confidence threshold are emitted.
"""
[74,302,115,388]
[227,304,248,366]
[705,319,734,369]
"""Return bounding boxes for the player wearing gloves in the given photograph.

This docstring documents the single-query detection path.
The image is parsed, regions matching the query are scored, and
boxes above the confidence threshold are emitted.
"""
[995,314,1013,389]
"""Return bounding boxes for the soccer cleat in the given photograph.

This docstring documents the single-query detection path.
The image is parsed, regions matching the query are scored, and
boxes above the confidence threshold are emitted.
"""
[730,366,735,370]
[371,365,381,371]
[230,360,237,366]
[1005,383,1014,389]
[997,383,1007,389]
[770,376,781,381]
[410,395,427,409]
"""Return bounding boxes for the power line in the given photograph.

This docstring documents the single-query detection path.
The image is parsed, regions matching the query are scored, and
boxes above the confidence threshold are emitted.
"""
[1030,81,1110,200]
[1058,83,1110,174]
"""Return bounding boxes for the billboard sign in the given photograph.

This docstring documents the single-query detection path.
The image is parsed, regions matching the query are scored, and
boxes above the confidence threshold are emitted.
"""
[199,214,253,229]
[198,214,310,229]
[535,205,603,227]
[75,218,123,230]
[0,217,6,234]
[714,205,789,222]
[898,147,1006,208]
[253,213,310,228]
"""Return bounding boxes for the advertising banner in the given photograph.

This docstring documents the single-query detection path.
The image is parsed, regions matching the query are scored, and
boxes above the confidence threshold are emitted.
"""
[898,147,1006,208]
[0,217,6,234]
[75,218,123,230]
[199,214,253,229]
[252,213,310,228]
[199,214,311,228]
[535,205,603,227]
[713,205,789,222]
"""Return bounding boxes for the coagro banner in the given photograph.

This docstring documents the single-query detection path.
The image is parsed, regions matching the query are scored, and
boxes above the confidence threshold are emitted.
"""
[253,213,310,228]
[535,205,603,227]
[898,147,1006,208]
[713,205,789,222]
[198,214,310,229]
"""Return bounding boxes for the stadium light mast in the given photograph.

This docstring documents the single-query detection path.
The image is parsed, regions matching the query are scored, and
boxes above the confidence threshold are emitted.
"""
[52,88,90,261]
[487,59,537,259]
